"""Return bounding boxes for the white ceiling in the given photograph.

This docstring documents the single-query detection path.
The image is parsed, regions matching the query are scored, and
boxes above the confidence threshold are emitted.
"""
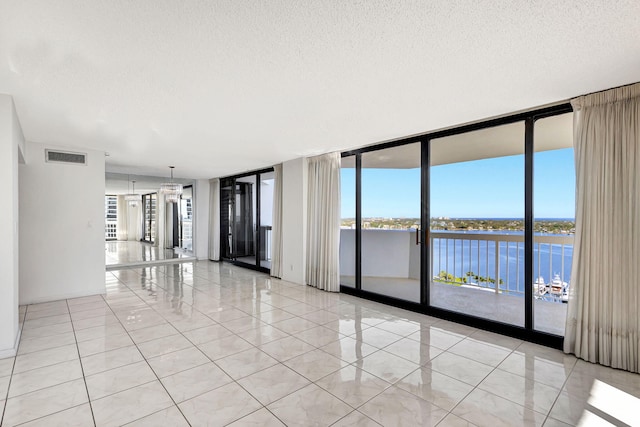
[105,172,194,195]
[1,1,639,179]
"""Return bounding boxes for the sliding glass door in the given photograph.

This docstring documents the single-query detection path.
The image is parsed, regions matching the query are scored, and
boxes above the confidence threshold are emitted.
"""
[340,104,573,347]
[360,143,421,302]
[429,122,525,326]
[220,169,274,273]
[142,193,157,244]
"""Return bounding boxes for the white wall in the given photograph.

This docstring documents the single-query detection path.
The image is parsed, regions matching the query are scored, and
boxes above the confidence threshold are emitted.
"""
[194,179,210,260]
[0,94,24,358]
[281,157,307,284]
[340,229,420,279]
[19,142,105,304]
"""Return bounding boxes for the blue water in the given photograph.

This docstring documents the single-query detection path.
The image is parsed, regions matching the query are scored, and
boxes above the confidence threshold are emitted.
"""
[431,231,573,294]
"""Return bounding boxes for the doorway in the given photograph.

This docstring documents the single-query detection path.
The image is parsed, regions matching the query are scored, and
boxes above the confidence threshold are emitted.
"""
[220,169,274,273]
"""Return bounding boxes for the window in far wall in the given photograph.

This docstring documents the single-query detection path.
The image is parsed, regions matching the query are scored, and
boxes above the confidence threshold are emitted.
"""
[142,193,157,244]
[105,195,117,240]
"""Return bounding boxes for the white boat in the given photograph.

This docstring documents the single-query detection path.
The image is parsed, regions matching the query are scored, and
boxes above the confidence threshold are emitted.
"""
[533,276,547,296]
[549,274,569,302]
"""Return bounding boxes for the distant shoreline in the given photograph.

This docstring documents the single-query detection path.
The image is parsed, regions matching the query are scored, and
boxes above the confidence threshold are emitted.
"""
[341,218,576,234]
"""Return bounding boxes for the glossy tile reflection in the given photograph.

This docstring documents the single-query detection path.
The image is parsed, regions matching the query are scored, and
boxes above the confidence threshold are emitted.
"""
[3,261,640,426]
[105,241,194,269]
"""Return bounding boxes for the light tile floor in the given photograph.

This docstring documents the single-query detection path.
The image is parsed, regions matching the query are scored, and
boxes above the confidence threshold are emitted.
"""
[1,262,639,426]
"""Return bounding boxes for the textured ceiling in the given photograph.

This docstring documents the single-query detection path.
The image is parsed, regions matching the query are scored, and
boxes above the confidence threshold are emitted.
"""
[1,1,639,179]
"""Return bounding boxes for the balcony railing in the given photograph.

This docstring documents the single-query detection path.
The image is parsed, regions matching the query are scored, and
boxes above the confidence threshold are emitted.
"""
[340,228,573,302]
[431,231,573,299]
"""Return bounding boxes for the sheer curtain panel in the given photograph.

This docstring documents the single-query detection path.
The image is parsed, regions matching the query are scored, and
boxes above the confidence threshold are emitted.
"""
[306,152,341,292]
[271,164,284,278]
[565,83,640,372]
[116,195,128,241]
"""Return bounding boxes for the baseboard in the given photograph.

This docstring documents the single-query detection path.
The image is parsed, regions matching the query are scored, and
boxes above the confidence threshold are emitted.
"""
[0,328,21,359]
[19,288,106,306]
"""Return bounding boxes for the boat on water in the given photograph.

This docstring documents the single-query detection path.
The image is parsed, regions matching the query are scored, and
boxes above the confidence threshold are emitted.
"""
[533,276,547,296]
[533,274,569,303]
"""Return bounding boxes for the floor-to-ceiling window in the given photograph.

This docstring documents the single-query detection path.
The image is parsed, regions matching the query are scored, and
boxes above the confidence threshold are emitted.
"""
[220,168,274,273]
[429,122,525,326]
[533,112,574,335]
[360,143,421,302]
[104,195,117,240]
[340,156,356,288]
[142,193,157,244]
[341,104,573,348]
[178,185,193,252]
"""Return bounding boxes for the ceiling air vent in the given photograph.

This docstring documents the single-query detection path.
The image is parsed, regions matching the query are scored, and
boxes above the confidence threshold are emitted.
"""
[45,149,87,165]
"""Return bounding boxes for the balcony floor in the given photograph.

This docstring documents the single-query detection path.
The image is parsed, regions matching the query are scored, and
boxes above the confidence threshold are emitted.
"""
[341,276,566,336]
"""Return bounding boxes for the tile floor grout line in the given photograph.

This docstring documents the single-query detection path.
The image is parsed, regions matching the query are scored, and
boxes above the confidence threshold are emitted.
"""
[11,261,601,426]
[99,285,194,426]
[65,299,98,427]
[0,304,28,427]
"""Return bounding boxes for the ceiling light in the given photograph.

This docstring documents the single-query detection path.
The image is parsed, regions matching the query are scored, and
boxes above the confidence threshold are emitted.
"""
[160,166,183,203]
[124,178,142,206]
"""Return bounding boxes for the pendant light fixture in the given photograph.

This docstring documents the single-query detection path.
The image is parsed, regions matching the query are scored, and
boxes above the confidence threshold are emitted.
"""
[160,166,183,203]
[124,177,142,206]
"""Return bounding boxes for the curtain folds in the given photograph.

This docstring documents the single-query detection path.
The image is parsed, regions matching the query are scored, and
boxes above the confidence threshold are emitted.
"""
[127,203,143,241]
[209,178,221,261]
[564,83,640,373]
[271,164,284,278]
[306,152,341,292]
[116,195,128,241]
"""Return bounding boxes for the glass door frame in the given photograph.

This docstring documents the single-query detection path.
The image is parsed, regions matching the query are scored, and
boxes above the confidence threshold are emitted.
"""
[340,103,573,350]
[219,167,274,274]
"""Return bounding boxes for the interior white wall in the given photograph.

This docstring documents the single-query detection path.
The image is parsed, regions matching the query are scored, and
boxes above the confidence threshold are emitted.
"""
[281,157,308,284]
[194,179,210,260]
[19,142,105,304]
[0,94,24,358]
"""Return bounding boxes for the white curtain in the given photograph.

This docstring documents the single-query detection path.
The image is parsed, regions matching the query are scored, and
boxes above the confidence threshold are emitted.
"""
[116,195,128,241]
[271,164,284,278]
[209,178,221,261]
[156,192,166,248]
[127,203,143,241]
[306,152,341,292]
[564,83,640,373]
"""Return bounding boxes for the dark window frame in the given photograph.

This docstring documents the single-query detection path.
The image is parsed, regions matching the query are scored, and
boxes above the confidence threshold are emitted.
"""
[341,103,573,349]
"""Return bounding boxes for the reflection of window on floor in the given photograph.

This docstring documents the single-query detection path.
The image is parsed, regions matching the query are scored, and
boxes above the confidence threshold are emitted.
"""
[105,195,117,240]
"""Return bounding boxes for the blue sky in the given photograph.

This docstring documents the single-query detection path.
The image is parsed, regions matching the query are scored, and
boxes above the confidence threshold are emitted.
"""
[341,148,575,219]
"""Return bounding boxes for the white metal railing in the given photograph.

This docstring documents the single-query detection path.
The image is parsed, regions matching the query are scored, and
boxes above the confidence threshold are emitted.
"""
[430,232,573,298]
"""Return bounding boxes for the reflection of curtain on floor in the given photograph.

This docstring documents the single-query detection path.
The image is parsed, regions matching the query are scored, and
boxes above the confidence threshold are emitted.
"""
[271,164,283,278]
[306,152,341,292]
[116,195,128,241]
[564,83,640,373]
